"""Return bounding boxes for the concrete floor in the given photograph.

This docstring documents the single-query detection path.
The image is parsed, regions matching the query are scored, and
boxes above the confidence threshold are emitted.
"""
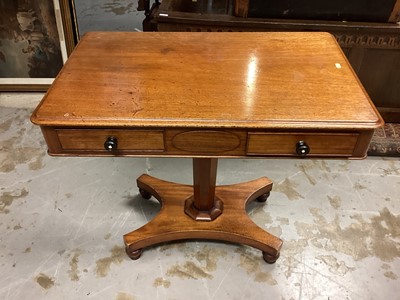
[1,93,400,299]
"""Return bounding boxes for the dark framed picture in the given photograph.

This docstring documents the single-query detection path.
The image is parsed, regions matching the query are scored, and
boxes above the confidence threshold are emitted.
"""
[0,0,79,91]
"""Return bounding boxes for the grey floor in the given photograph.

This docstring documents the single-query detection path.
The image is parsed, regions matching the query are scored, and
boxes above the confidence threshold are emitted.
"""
[1,93,400,299]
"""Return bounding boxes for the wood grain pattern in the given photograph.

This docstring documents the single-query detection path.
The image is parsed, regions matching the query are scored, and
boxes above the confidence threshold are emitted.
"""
[247,132,359,156]
[171,130,241,153]
[31,32,383,131]
[125,173,281,263]
[57,129,164,151]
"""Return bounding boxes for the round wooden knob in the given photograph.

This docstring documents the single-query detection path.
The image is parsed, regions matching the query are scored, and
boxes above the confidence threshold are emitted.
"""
[296,141,310,156]
[104,137,118,151]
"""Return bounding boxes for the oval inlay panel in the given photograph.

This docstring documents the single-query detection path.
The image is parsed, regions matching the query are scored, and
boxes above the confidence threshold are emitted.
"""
[172,131,241,153]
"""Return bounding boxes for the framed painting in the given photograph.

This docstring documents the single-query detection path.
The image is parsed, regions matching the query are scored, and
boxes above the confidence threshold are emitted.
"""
[0,0,79,91]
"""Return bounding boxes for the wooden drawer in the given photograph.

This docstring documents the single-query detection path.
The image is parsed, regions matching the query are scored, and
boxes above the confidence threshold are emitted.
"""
[56,129,165,152]
[246,132,359,156]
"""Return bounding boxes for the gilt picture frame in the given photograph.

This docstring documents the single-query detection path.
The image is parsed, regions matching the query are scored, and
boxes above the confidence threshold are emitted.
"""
[0,0,79,91]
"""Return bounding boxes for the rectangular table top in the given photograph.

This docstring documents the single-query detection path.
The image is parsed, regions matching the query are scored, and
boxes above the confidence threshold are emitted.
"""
[31,32,383,130]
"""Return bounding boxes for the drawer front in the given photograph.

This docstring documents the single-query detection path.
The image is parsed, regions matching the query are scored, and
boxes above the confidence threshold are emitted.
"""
[165,130,247,156]
[171,130,241,153]
[45,128,365,158]
[247,132,359,156]
[56,129,164,152]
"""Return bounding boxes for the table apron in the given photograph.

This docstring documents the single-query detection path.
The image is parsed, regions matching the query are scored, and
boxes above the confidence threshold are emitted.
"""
[39,127,374,159]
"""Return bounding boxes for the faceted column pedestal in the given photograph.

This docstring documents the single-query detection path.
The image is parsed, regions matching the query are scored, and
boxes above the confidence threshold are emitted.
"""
[123,158,282,263]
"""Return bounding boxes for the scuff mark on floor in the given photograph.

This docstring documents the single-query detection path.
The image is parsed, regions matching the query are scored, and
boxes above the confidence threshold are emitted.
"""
[316,255,355,275]
[277,217,289,225]
[380,161,400,176]
[297,164,317,185]
[115,291,135,300]
[327,195,341,209]
[163,244,227,281]
[166,261,212,280]
[353,182,368,191]
[95,245,125,277]
[153,277,171,288]
[193,245,227,272]
[384,271,398,280]
[0,189,28,214]
[68,249,82,281]
[13,223,22,230]
[35,273,55,289]
[295,207,400,261]
[235,247,277,285]
[0,119,13,132]
[274,178,303,200]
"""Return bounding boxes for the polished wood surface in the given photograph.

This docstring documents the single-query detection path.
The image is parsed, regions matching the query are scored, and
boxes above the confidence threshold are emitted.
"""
[185,158,222,221]
[126,172,281,263]
[56,129,164,151]
[246,132,359,156]
[32,32,381,130]
[31,32,383,263]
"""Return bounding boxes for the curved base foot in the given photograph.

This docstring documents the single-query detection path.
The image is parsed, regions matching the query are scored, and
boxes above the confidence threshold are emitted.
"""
[256,192,270,203]
[126,247,142,260]
[263,251,280,264]
[124,174,282,263]
[139,188,151,200]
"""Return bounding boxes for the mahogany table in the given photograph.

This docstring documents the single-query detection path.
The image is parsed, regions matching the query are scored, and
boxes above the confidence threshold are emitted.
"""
[31,32,383,263]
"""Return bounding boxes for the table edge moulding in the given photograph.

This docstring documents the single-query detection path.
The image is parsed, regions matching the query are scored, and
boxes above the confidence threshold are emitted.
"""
[31,32,384,264]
